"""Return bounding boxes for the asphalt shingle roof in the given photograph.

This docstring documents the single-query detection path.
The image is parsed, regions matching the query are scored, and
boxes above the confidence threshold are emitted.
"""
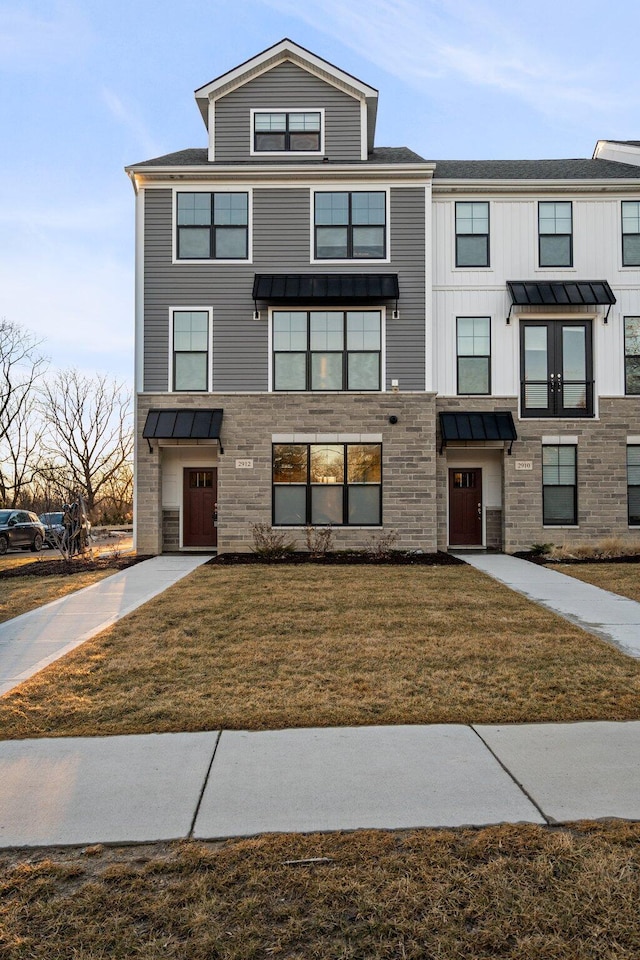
[129,146,426,167]
[431,158,640,179]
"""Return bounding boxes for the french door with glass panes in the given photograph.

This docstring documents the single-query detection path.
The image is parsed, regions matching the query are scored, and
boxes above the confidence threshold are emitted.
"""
[520,320,593,418]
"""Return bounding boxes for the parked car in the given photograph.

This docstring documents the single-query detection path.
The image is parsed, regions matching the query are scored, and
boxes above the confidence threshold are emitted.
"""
[0,510,46,554]
[39,510,92,550]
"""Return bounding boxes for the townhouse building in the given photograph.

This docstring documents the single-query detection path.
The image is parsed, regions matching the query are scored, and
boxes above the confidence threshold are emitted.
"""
[126,40,640,555]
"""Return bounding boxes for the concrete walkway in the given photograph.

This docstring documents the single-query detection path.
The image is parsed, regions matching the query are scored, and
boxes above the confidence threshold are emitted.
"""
[1,721,639,848]
[0,555,212,696]
[455,552,640,658]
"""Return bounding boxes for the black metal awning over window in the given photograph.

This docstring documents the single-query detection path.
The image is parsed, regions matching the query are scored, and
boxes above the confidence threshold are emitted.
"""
[252,273,400,303]
[439,411,517,454]
[143,409,223,451]
[507,280,616,322]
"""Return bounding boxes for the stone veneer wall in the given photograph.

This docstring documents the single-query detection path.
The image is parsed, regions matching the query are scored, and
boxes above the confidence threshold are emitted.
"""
[485,509,503,550]
[436,396,640,553]
[162,510,180,551]
[136,392,438,555]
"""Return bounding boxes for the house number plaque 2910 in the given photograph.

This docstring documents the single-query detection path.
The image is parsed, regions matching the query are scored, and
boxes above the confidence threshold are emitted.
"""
[515,460,533,471]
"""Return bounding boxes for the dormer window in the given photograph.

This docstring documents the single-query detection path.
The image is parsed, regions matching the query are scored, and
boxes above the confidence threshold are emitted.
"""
[252,110,322,153]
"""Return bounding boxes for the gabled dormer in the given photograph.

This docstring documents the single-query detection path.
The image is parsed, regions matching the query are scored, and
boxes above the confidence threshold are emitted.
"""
[194,38,378,163]
[593,139,640,167]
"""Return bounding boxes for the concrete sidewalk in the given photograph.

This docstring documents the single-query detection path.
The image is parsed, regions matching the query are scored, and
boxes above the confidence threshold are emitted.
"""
[0,721,639,848]
[456,552,640,658]
[0,555,212,696]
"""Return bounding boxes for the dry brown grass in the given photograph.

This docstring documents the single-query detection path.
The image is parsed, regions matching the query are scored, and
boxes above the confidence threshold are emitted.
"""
[548,538,640,560]
[1,565,640,738]
[548,563,640,603]
[0,570,114,622]
[2,823,640,959]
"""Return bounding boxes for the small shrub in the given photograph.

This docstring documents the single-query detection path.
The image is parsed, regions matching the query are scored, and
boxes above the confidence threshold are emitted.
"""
[251,523,296,559]
[304,525,334,557]
[530,542,554,557]
[364,529,398,559]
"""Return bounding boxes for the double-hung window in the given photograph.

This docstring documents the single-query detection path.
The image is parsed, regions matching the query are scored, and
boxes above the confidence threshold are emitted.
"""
[455,202,489,267]
[172,310,209,391]
[628,446,640,526]
[253,111,321,152]
[521,320,593,417]
[622,202,640,267]
[273,443,382,525]
[624,317,640,394]
[314,192,386,259]
[543,445,577,525]
[273,310,381,391]
[176,192,248,260]
[538,202,572,267]
[456,317,491,394]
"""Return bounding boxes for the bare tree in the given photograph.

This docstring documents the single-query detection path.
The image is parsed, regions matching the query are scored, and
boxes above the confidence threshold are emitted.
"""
[0,318,47,447]
[40,370,133,516]
[0,391,46,507]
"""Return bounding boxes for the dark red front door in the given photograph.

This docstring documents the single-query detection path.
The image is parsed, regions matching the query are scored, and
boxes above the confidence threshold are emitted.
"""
[183,469,217,548]
[448,468,482,546]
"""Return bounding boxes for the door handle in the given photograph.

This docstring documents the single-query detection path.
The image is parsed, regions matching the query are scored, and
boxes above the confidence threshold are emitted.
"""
[477,503,482,517]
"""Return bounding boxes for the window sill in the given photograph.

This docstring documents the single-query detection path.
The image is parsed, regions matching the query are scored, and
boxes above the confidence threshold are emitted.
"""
[173,258,252,266]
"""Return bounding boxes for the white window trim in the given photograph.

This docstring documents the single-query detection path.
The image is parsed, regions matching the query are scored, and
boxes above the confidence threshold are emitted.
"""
[172,186,253,265]
[249,107,325,157]
[310,185,391,265]
[267,305,387,392]
[168,306,213,393]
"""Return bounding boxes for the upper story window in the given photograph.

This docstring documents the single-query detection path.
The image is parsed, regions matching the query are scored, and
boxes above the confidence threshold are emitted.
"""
[456,317,491,395]
[622,201,640,267]
[273,310,381,391]
[521,320,593,418]
[455,202,489,267]
[538,201,572,267]
[176,192,248,260]
[172,310,209,391]
[253,111,322,153]
[314,192,386,260]
[624,317,640,394]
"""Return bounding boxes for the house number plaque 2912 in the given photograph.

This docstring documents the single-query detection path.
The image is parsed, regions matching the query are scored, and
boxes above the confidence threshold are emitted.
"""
[235,459,254,469]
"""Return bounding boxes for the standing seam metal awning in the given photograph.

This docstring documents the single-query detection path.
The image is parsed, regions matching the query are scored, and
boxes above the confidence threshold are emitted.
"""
[439,411,517,454]
[252,273,400,302]
[142,409,224,451]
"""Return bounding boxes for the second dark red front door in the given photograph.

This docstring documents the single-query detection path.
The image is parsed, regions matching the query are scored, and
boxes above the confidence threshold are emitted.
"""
[448,468,482,546]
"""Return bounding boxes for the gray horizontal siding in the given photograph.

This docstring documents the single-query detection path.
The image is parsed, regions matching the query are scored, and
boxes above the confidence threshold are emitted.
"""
[143,185,426,392]
[215,61,362,162]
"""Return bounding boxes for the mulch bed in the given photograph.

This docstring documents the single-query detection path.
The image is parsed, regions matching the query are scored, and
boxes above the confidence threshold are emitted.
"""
[0,556,150,580]
[515,551,640,566]
[209,550,464,566]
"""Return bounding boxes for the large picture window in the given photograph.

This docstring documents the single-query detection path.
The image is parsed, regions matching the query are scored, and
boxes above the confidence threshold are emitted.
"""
[273,443,382,526]
[455,202,489,267]
[273,310,381,391]
[314,192,386,259]
[539,201,572,267]
[176,192,248,260]
[624,317,640,394]
[456,317,490,394]
[622,201,640,267]
[254,111,321,152]
[543,445,577,525]
[628,446,640,526]
[521,320,593,418]
[173,311,209,391]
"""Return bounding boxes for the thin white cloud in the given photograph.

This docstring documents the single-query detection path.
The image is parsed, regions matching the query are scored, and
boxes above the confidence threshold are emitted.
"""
[261,0,617,118]
[101,87,163,159]
[0,0,93,71]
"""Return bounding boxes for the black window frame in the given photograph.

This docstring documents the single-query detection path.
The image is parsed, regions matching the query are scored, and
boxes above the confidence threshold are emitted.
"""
[172,310,209,392]
[520,319,594,418]
[538,201,573,268]
[542,444,577,526]
[455,201,490,268]
[622,201,640,267]
[272,310,382,392]
[456,316,491,395]
[314,191,387,261]
[272,442,383,527]
[176,191,249,261]
[253,111,322,153]
[624,316,640,394]
[628,445,640,526]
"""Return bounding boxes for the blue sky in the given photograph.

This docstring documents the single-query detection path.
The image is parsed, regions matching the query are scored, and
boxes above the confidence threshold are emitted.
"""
[1,0,639,385]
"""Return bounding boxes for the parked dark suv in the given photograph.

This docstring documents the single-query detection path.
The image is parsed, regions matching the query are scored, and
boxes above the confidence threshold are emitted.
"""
[0,510,46,554]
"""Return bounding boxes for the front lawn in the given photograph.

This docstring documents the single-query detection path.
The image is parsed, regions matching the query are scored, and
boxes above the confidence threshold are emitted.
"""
[1,823,639,959]
[1,565,639,738]
[548,562,640,603]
